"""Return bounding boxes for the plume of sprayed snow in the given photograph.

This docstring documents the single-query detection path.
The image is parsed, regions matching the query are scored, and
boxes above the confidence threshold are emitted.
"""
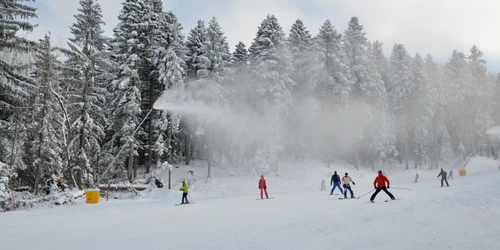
[153,77,378,163]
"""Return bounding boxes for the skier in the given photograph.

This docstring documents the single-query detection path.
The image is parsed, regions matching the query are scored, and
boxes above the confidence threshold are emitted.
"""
[259,175,269,199]
[330,171,343,195]
[341,173,355,198]
[449,170,453,180]
[370,170,396,202]
[415,173,419,183]
[180,180,189,204]
[437,168,449,187]
[321,179,326,191]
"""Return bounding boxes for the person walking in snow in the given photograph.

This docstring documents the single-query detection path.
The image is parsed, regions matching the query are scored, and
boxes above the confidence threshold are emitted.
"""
[342,173,355,198]
[448,170,453,180]
[330,171,343,195]
[180,181,189,204]
[437,168,449,187]
[321,179,326,191]
[415,173,419,183]
[259,175,269,199]
[370,170,396,202]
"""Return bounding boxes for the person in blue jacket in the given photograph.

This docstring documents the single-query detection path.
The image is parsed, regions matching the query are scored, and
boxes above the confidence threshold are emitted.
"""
[330,171,343,195]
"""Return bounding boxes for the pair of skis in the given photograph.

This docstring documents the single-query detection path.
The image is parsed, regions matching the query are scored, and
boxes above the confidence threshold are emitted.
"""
[338,197,402,202]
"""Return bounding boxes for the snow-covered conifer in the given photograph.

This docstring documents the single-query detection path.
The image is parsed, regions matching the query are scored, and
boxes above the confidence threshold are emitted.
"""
[28,34,64,194]
[249,14,295,115]
[61,0,111,187]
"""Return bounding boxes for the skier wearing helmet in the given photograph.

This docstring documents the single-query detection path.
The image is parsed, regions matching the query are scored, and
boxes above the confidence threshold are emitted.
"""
[258,175,269,199]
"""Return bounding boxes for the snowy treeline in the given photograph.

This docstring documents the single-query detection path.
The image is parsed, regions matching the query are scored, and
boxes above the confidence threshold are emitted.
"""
[1,0,499,200]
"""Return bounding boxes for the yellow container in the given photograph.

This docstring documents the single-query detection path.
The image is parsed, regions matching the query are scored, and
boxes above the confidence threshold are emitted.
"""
[85,189,100,204]
[459,169,466,176]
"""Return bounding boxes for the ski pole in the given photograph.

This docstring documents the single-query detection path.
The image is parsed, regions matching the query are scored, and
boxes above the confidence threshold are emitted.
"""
[356,189,375,199]
[391,187,412,190]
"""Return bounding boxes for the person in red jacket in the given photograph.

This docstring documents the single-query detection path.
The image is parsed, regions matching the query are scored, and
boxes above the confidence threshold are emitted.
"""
[370,170,395,202]
[259,175,269,199]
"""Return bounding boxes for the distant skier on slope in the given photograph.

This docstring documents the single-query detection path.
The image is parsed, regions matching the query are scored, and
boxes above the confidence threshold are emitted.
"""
[180,181,189,204]
[342,173,355,198]
[370,170,396,203]
[415,173,419,183]
[321,179,326,191]
[330,171,343,195]
[259,175,269,199]
[449,170,453,180]
[437,169,449,187]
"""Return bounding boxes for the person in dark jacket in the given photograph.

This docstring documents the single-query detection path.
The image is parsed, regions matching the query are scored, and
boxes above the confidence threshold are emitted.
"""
[437,169,449,187]
[330,171,343,195]
[370,171,395,202]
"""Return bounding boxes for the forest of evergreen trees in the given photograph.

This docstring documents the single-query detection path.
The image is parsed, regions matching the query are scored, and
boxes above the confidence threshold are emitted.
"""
[1,0,499,201]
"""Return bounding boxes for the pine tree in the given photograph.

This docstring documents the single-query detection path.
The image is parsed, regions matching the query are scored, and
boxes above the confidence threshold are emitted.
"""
[342,17,388,168]
[410,53,432,167]
[371,41,390,88]
[207,17,231,83]
[186,19,211,81]
[0,0,37,117]
[467,45,494,155]
[151,10,186,167]
[249,14,295,115]
[389,44,414,168]
[28,34,64,194]
[139,0,167,174]
[310,20,349,104]
[424,55,451,168]
[343,17,385,108]
[232,41,248,67]
[288,19,313,91]
[107,0,149,181]
[60,0,111,187]
[444,50,474,155]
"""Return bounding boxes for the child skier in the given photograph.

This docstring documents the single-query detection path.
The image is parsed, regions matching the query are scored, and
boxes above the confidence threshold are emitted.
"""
[341,173,355,198]
[330,171,343,195]
[415,173,419,183]
[321,179,326,191]
[370,170,396,202]
[180,181,189,204]
[259,175,269,199]
[448,170,453,180]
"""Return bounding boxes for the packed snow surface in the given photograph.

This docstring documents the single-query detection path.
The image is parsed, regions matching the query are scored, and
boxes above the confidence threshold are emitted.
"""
[1,157,500,250]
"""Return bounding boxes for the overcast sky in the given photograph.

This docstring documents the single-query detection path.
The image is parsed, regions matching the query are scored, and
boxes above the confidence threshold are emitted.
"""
[27,0,500,71]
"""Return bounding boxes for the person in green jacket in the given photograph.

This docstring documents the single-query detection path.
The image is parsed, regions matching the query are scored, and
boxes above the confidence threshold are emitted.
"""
[180,181,189,204]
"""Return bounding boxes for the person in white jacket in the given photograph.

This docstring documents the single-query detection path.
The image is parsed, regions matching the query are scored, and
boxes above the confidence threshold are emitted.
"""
[342,173,355,198]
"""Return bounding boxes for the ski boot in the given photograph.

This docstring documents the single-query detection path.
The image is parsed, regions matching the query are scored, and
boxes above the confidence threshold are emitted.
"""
[351,195,355,199]
[370,200,374,203]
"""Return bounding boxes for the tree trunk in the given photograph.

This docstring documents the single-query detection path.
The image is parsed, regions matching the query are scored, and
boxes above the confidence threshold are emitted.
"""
[146,111,153,174]
[185,130,191,166]
[128,147,134,182]
[168,169,171,189]
[404,138,409,170]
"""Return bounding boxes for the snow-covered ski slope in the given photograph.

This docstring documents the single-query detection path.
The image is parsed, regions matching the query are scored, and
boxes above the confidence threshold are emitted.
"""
[1,157,499,250]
